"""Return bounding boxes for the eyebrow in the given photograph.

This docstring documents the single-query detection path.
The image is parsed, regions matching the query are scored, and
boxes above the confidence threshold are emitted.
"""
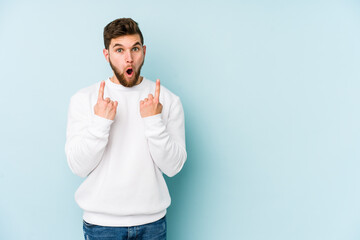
[112,42,142,49]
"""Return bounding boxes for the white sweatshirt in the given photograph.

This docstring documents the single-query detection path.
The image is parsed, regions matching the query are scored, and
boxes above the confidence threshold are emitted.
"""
[65,78,187,227]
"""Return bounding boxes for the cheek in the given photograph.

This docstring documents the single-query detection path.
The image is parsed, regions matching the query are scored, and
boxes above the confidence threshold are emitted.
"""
[111,56,125,67]
[135,55,144,65]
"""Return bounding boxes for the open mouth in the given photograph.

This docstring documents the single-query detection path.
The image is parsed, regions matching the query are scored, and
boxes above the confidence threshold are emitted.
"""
[126,68,133,76]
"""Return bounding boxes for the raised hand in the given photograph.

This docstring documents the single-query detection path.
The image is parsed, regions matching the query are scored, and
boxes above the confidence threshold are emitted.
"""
[94,81,118,120]
[140,79,163,118]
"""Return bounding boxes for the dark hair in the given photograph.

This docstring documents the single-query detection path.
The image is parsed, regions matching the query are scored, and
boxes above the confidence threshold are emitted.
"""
[103,18,144,49]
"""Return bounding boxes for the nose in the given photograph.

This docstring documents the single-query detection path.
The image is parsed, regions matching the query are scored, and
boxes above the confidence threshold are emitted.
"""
[125,51,133,63]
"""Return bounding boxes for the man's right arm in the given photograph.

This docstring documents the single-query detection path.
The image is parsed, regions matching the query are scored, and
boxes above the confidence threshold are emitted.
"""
[65,93,114,178]
[65,81,117,178]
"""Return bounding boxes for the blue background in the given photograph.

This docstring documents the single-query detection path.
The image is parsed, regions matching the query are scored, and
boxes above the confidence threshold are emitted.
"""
[1,0,360,239]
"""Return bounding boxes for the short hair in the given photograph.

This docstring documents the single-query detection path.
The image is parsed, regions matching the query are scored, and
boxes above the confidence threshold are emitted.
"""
[103,18,144,49]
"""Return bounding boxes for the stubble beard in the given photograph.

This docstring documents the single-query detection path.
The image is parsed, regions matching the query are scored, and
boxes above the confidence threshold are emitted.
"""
[109,58,144,88]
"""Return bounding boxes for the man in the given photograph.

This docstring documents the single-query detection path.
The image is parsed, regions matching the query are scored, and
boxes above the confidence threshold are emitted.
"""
[65,18,187,240]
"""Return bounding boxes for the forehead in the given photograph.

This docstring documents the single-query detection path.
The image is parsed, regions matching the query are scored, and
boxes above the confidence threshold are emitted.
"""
[110,34,142,48]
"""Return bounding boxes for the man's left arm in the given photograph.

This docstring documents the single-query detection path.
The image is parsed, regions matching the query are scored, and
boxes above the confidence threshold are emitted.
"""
[140,80,187,177]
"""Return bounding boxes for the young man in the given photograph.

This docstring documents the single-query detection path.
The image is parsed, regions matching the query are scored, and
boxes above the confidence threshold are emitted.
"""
[65,18,187,240]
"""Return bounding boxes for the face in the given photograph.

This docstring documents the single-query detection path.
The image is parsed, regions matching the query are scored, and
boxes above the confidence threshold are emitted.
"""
[103,34,146,87]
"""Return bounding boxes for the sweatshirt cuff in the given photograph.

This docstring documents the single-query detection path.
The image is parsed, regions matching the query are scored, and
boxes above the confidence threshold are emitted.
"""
[142,114,164,135]
[88,114,114,137]
[142,114,162,125]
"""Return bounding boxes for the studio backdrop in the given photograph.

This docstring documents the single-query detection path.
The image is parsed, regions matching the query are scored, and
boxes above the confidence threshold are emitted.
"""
[0,0,360,239]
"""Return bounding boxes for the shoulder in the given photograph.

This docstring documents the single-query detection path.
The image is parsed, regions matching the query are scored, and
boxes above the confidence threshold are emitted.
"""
[69,81,102,104]
[142,78,180,103]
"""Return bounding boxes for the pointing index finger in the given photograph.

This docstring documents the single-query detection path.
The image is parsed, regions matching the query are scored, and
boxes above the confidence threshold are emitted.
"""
[154,79,160,102]
[98,81,105,101]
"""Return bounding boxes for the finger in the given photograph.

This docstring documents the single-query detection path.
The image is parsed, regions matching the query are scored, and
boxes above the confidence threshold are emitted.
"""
[106,101,114,109]
[104,97,110,103]
[140,100,144,105]
[148,94,154,100]
[144,98,148,102]
[154,79,160,102]
[114,101,118,108]
[98,81,105,101]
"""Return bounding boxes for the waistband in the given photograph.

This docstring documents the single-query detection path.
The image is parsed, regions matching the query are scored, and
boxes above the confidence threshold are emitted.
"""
[83,209,167,227]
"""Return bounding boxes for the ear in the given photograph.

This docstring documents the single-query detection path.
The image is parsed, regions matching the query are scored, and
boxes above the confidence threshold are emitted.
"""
[103,48,109,62]
[142,45,146,57]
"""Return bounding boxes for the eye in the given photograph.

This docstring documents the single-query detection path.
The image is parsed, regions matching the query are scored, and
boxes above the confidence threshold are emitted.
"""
[132,47,139,51]
[116,48,123,53]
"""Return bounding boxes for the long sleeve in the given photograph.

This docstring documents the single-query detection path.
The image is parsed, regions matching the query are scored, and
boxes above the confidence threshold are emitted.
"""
[65,93,113,178]
[143,96,187,177]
